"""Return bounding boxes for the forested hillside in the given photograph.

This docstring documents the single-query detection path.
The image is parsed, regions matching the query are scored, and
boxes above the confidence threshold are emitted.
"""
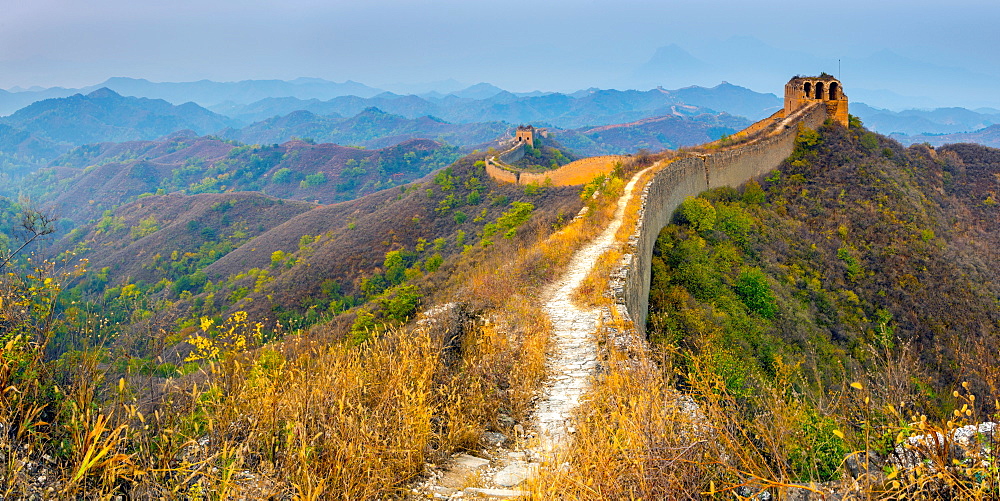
[641,120,1000,486]
[14,133,460,225]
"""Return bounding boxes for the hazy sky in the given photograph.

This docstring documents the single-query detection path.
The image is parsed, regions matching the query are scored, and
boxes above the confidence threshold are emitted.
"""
[1,0,996,98]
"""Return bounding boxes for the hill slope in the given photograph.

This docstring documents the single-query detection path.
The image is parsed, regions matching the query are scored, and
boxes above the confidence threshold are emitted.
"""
[19,134,460,223]
[222,108,509,149]
[648,122,1000,420]
[40,148,585,347]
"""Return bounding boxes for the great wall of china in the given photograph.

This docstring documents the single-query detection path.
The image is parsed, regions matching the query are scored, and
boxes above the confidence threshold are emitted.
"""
[515,75,844,450]
[486,76,844,336]
[529,86,834,459]
[418,76,847,497]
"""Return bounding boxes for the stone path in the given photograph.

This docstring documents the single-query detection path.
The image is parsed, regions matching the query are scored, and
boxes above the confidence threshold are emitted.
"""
[534,166,652,451]
[413,167,655,498]
[412,451,537,499]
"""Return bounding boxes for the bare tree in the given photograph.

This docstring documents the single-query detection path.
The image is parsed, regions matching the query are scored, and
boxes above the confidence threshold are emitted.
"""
[0,201,57,270]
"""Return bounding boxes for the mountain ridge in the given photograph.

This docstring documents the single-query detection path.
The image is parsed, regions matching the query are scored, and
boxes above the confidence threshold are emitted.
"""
[0,88,236,144]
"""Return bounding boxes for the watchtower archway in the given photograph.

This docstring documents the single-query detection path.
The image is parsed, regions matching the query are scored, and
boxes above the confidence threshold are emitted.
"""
[783,75,849,127]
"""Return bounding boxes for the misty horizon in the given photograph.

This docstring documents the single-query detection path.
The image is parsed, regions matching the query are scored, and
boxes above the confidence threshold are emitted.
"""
[2,0,998,110]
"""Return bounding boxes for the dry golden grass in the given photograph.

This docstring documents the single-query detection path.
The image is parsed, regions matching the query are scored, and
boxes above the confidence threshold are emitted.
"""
[572,247,623,308]
[572,155,673,308]
[526,313,709,500]
[0,156,661,498]
[524,309,1000,500]
[1,313,547,498]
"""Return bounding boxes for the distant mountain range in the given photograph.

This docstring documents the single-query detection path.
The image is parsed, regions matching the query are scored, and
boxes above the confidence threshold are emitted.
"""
[0,88,236,145]
[0,77,386,115]
[210,83,780,128]
[891,124,1000,148]
[628,37,1000,111]
[221,108,510,149]
[556,112,748,155]
[2,79,1000,169]
[0,85,760,166]
[851,103,1000,136]
[1,77,785,125]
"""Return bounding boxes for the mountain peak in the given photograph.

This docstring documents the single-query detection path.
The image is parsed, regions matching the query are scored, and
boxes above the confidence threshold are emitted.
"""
[87,87,124,99]
[450,83,504,100]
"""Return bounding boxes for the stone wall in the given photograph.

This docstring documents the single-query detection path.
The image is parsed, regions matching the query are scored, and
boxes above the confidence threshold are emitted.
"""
[484,142,527,184]
[485,161,519,184]
[518,155,626,186]
[498,142,526,164]
[609,103,828,335]
[485,149,625,187]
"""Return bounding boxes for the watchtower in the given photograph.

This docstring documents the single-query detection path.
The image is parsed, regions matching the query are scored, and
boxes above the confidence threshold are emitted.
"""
[514,125,535,146]
[784,75,849,127]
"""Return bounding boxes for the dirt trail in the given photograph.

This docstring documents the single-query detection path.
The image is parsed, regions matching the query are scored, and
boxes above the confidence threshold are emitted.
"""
[534,166,653,451]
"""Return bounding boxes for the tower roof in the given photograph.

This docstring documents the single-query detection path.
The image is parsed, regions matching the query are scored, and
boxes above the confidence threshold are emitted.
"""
[788,74,840,83]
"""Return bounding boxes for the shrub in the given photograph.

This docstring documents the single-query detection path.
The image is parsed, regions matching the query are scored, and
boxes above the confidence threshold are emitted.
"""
[466,190,481,205]
[482,202,534,240]
[378,284,422,323]
[734,266,777,318]
[678,196,716,232]
[300,172,327,187]
[130,216,159,239]
[425,253,443,272]
[271,168,294,183]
